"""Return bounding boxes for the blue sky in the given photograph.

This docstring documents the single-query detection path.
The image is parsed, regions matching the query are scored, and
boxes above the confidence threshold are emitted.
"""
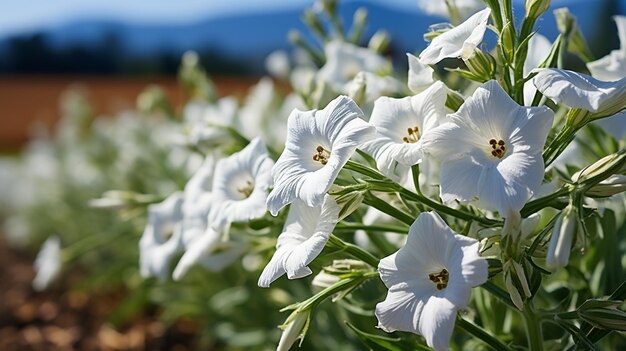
[0,0,422,37]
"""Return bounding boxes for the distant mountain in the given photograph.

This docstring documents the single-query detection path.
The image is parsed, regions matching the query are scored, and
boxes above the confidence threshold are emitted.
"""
[0,0,611,75]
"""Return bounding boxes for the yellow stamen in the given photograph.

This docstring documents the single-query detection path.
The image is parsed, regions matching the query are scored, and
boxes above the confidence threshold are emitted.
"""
[237,180,254,198]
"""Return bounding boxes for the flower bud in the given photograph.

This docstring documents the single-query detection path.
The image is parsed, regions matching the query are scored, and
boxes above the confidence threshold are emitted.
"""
[347,72,367,107]
[368,30,391,53]
[572,149,626,194]
[302,9,326,38]
[277,310,311,351]
[312,270,341,290]
[500,22,515,62]
[316,0,337,16]
[584,175,626,198]
[464,49,496,81]
[546,205,579,270]
[578,300,626,331]
[525,0,551,19]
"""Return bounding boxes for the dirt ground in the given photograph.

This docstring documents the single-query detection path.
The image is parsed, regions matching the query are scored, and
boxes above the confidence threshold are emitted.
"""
[0,75,262,151]
[0,237,203,351]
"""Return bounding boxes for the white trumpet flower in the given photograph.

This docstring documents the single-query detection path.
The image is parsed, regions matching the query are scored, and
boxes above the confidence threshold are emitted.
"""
[258,196,340,287]
[139,192,184,280]
[422,80,553,216]
[317,40,390,93]
[419,8,491,65]
[266,96,374,215]
[532,68,626,118]
[376,212,488,351]
[587,16,626,82]
[209,137,274,230]
[362,81,447,180]
[33,236,62,291]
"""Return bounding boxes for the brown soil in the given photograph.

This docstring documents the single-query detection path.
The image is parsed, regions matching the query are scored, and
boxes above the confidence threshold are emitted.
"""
[0,237,201,351]
[0,75,261,151]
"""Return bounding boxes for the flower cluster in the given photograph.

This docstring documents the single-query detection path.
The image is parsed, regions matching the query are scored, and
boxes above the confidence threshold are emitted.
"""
[3,1,625,351]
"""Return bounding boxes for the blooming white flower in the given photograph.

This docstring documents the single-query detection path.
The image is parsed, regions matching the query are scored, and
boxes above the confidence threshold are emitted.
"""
[258,196,340,287]
[417,0,487,22]
[181,155,215,246]
[265,50,291,79]
[376,211,488,351]
[237,78,279,140]
[266,96,375,215]
[421,80,554,215]
[587,16,626,82]
[184,96,238,147]
[362,81,447,180]
[139,192,184,280]
[317,40,390,93]
[173,227,247,280]
[532,68,626,117]
[407,53,435,93]
[33,236,62,291]
[419,8,491,65]
[208,137,274,230]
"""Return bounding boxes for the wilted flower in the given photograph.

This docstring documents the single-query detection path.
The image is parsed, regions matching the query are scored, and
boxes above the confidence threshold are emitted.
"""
[421,80,554,216]
[362,81,447,180]
[258,196,340,287]
[33,236,62,291]
[209,137,274,230]
[376,211,488,351]
[419,8,491,65]
[266,95,374,215]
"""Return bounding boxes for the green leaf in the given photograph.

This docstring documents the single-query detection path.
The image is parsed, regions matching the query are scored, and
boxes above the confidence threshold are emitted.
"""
[345,322,429,351]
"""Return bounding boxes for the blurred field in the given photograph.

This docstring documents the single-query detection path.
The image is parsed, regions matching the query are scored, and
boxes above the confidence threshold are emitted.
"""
[0,75,260,150]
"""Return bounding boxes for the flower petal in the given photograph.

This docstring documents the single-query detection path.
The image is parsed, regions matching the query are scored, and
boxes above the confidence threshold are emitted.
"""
[417,297,457,351]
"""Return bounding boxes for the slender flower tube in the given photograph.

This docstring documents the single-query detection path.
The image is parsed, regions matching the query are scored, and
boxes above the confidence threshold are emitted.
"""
[33,236,62,291]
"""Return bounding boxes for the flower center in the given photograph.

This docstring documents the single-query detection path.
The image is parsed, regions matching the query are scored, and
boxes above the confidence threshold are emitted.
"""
[489,138,506,159]
[313,145,331,165]
[237,180,254,198]
[402,126,421,143]
[428,268,449,290]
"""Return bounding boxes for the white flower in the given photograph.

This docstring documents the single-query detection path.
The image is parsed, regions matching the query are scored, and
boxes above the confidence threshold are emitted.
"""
[173,227,247,280]
[33,236,62,291]
[587,16,626,81]
[407,53,435,93]
[139,192,184,280]
[421,80,554,215]
[376,211,488,351]
[532,68,626,117]
[209,137,274,230]
[362,81,447,180]
[266,96,375,215]
[523,34,552,105]
[419,8,491,65]
[317,40,390,93]
[347,71,405,108]
[258,196,340,287]
[181,155,215,246]
[265,50,291,79]
[184,96,238,147]
[277,310,311,351]
[417,0,487,21]
[237,78,279,140]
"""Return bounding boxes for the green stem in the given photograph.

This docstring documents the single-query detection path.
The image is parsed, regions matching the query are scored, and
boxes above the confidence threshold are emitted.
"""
[345,160,500,227]
[481,281,516,309]
[457,317,512,351]
[335,222,408,234]
[523,301,544,351]
[398,188,500,226]
[520,186,570,217]
[328,234,380,267]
